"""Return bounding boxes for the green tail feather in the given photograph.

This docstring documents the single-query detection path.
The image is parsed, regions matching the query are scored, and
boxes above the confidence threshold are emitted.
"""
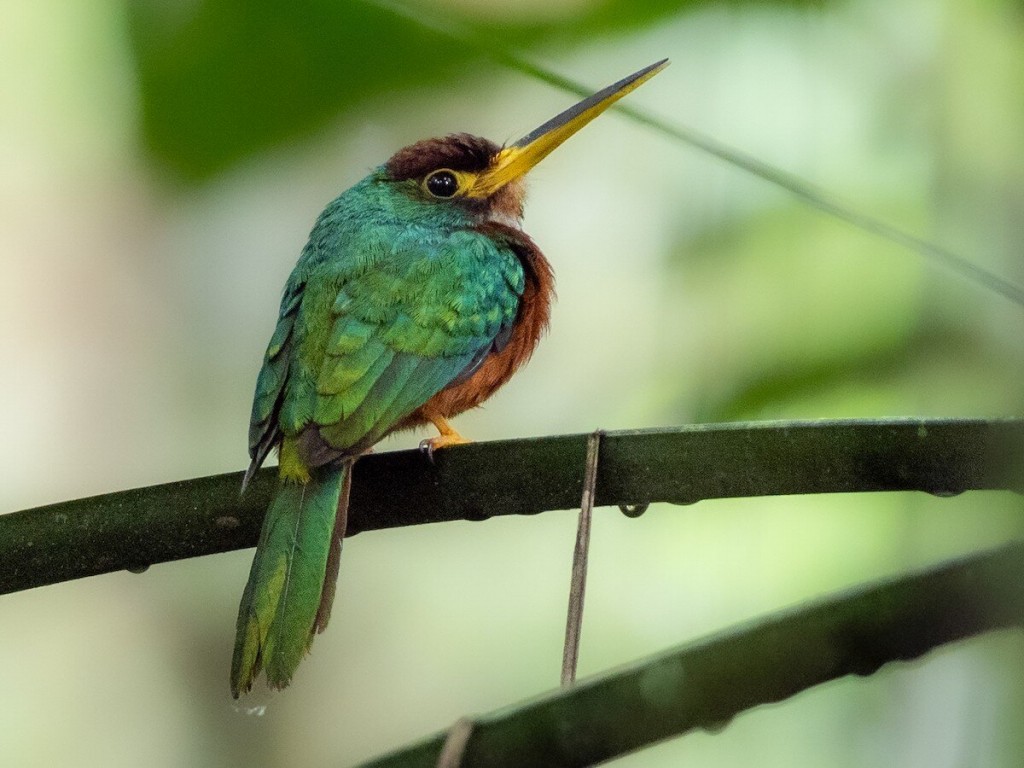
[231,463,348,697]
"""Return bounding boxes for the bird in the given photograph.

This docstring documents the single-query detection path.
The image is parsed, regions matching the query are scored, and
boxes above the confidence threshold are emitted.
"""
[230,59,668,697]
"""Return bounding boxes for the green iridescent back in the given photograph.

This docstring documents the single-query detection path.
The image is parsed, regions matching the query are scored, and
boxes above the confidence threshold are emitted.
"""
[248,169,526,470]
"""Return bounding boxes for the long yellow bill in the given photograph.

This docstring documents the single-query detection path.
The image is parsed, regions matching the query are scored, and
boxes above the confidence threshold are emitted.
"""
[470,59,669,197]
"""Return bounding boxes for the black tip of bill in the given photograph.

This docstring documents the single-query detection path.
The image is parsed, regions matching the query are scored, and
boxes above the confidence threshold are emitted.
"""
[469,59,668,197]
[511,59,670,149]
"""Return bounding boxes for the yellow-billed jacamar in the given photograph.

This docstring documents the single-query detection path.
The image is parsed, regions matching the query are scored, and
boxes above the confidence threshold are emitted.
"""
[231,60,668,696]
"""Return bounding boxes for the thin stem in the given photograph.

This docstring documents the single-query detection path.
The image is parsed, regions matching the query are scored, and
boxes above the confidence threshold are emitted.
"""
[562,430,602,686]
[435,718,474,768]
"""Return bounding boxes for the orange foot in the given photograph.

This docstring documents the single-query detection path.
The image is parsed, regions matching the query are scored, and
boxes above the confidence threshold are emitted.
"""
[419,415,472,462]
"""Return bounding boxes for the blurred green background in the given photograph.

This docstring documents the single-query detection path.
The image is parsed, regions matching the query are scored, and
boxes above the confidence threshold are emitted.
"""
[2,0,1023,765]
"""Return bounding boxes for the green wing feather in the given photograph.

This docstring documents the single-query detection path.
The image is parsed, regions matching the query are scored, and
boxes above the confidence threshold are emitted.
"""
[244,279,304,488]
[278,225,525,457]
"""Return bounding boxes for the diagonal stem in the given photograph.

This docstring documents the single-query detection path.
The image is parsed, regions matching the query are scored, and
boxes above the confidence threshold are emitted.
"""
[435,718,474,768]
[562,430,602,686]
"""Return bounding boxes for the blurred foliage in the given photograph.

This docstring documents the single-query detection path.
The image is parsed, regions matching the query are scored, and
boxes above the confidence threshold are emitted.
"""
[130,0,472,180]
[129,0,820,180]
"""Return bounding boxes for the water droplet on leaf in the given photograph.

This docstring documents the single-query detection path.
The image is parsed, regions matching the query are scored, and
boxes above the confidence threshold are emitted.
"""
[619,503,649,518]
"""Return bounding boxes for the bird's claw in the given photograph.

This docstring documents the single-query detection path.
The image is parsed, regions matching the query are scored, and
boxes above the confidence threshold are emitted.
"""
[419,438,438,463]
[419,433,471,464]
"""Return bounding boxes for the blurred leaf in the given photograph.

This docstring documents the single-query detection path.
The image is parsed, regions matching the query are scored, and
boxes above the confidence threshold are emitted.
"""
[129,0,822,181]
[435,0,823,43]
[693,324,984,421]
[130,0,485,180]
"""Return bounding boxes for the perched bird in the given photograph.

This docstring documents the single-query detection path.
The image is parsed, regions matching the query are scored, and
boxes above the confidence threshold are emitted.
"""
[231,60,668,697]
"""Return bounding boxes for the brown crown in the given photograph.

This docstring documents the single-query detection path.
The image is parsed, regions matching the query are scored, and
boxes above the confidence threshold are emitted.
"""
[385,133,500,181]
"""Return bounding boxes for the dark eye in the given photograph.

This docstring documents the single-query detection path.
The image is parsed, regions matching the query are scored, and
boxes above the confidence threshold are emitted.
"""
[425,170,459,198]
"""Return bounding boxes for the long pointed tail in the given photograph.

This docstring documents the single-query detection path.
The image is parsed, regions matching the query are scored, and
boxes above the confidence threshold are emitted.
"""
[231,462,352,697]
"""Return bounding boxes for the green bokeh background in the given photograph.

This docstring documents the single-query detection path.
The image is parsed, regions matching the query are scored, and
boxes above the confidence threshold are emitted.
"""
[2,0,1023,765]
